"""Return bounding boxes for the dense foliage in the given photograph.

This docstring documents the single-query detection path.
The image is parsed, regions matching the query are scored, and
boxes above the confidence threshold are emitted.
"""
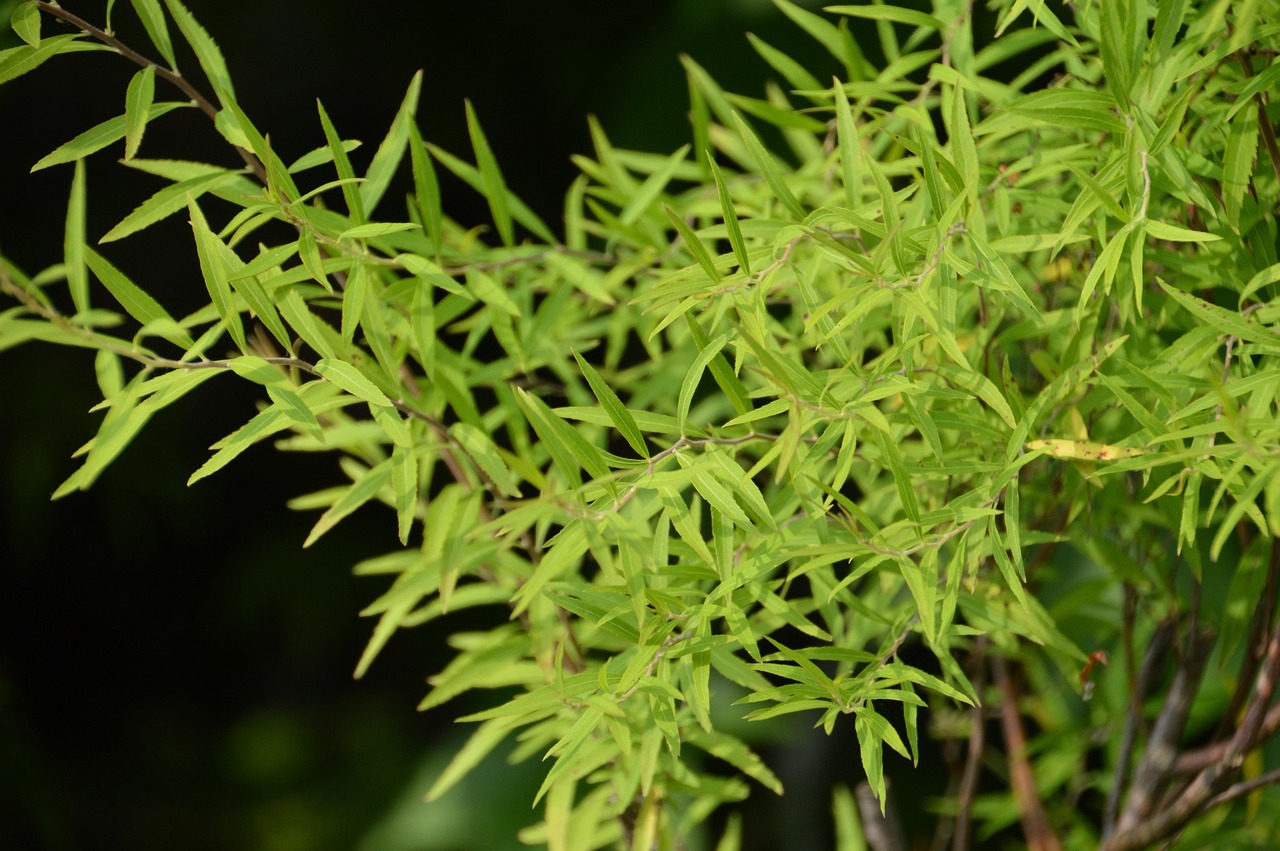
[3,0,1280,848]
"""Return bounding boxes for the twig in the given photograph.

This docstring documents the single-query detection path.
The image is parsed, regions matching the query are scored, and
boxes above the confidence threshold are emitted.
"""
[993,656,1062,851]
[1104,603,1280,850]
[950,637,988,851]
[1104,617,1174,837]
[1113,626,1214,837]
[33,1,268,185]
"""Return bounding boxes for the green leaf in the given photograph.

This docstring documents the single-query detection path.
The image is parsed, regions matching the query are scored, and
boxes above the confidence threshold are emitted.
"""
[730,111,806,220]
[424,142,556,244]
[187,196,246,351]
[1004,89,1126,134]
[464,100,514,247]
[30,102,189,171]
[424,718,518,802]
[83,248,192,347]
[449,422,523,498]
[101,170,239,243]
[188,406,288,485]
[10,2,40,48]
[337,222,420,241]
[409,122,442,258]
[573,353,648,458]
[746,33,822,94]
[707,153,751,276]
[161,0,233,102]
[129,0,177,68]
[360,70,421,213]
[677,331,729,433]
[314,358,393,407]
[620,144,690,225]
[315,99,366,223]
[266,385,323,443]
[1158,278,1280,350]
[392,444,418,545]
[663,205,722,283]
[64,159,88,315]
[0,34,79,86]
[825,5,945,29]
[123,65,155,160]
[303,457,394,548]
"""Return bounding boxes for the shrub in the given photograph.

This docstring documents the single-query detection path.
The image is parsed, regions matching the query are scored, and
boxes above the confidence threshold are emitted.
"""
[3,1,1280,848]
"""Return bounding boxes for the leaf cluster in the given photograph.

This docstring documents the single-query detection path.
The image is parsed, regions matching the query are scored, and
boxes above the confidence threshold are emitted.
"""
[3,0,1280,848]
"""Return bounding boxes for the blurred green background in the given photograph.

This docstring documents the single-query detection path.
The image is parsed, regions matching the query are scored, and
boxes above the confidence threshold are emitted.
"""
[0,1,880,849]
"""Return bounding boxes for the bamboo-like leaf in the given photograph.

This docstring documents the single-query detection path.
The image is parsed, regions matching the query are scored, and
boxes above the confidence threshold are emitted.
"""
[314,358,392,407]
[129,0,177,68]
[316,99,366,223]
[64,159,88,315]
[187,196,246,351]
[464,100,514,247]
[83,247,192,347]
[101,170,239,243]
[677,331,729,433]
[357,69,422,212]
[30,102,188,171]
[663,205,722,283]
[707,153,751,276]
[161,0,233,101]
[392,443,417,545]
[0,34,79,86]
[123,66,155,160]
[425,717,518,802]
[188,407,289,486]
[573,353,648,458]
[303,457,394,548]
[1159,278,1279,350]
[730,111,806,220]
[408,122,442,258]
[450,422,523,497]
[826,5,945,29]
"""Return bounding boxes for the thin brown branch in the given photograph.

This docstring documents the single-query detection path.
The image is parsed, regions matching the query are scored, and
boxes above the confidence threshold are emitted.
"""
[1104,616,1174,838]
[1104,603,1280,850]
[1113,627,1214,837]
[992,657,1062,851]
[33,1,268,185]
[951,637,988,851]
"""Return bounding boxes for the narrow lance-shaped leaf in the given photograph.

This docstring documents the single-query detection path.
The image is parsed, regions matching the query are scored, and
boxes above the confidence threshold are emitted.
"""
[707,153,751,276]
[316,99,366,223]
[83,247,193,348]
[161,0,234,103]
[123,65,155,160]
[187,196,246,351]
[129,0,177,68]
[361,70,422,212]
[730,111,806,220]
[392,444,418,545]
[0,35,80,87]
[303,457,395,548]
[31,102,189,172]
[464,100,514,247]
[64,159,89,315]
[573,352,649,458]
[100,170,240,244]
[408,122,442,259]
[663,205,722,283]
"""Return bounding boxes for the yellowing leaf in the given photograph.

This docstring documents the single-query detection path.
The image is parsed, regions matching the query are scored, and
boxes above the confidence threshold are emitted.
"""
[1025,439,1147,461]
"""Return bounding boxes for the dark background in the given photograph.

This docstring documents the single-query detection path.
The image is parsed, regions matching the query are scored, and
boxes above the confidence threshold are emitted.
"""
[0,2,936,849]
